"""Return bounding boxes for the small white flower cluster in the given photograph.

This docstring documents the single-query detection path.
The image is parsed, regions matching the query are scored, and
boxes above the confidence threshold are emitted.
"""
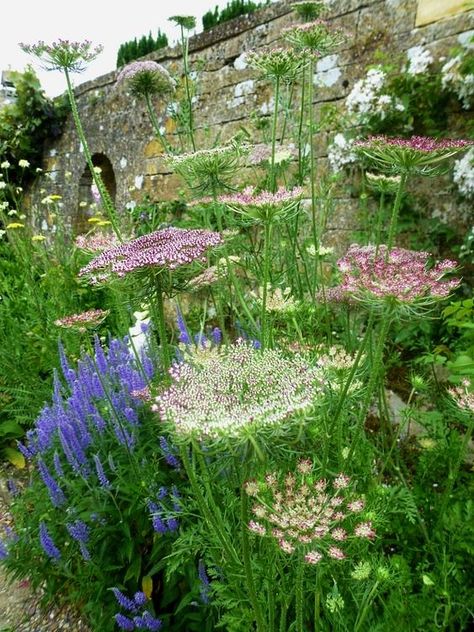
[406,45,433,76]
[345,67,404,122]
[441,55,474,109]
[453,147,474,198]
[327,133,356,173]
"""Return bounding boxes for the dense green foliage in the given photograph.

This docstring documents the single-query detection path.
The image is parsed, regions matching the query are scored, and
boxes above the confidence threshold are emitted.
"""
[116,31,169,68]
[202,0,269,31]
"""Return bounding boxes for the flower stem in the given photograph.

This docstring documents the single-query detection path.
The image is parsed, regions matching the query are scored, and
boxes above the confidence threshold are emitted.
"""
[386,172,407,257]
[308,57,319,296]
[297,65,306,184]
[145,92,171,154]
[354,580,379,632]
[241,489,266,632]
[261,221,273,350]
[153,272,171,374]
[295,558,304,632]
[270,76,280,192]
[64,69,122,241]
[180,25,196,152]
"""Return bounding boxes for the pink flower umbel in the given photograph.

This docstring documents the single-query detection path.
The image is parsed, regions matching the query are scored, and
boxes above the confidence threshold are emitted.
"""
[219,186,303,223]
[245,459,375,564]
[328,245,460,314]
[449,379,474,414]
[78,227,222,281]
[283,20,347,53]
[54,309,109,332]
[116,60,175,97]
[20,40,103,73]
[355,135,473,176]
[75,232,121,253]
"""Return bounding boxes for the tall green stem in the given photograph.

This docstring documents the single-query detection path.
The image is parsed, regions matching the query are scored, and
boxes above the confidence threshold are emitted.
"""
[270,76,281,192]
[295,559,304,632]
[145,92,172,154]
[64,70,122,240]
[260,221,273,350]
[241,489,265,632]
[354,581,379,632]
[297,66,306,184]
[153,272,171,374]
[180,25,196,151]
[374,191,385,256]
[386,172,407,256]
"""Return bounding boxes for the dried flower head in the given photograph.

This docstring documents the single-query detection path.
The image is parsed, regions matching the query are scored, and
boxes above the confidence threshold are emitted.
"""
[329,245,460,313]
[168,144,247,193]
[246,47,310,81]
[355,135,473,176]
[116,61,175,98]
[365,172,401,195]
[247,460,374,563]
[54,309,109,332]
[283,20,346,54]
[78,227,222,281]
[291,1,327,21]
[253,285,298,313]
[75,232,121,253]
[248,143,297,165]
[20,39,103,73]
[188,257,239,290]
[219,186,303,223]
[169,15,196,30]
[154,340,324,442]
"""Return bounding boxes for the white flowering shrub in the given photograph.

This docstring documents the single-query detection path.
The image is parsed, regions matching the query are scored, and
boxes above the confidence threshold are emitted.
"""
[453,147,474,198]
[327,133,356,173]
[405,46,433,76]
[441,55,474,110]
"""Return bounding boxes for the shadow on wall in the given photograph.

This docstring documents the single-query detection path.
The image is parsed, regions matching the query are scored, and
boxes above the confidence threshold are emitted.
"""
[76,153,116,233]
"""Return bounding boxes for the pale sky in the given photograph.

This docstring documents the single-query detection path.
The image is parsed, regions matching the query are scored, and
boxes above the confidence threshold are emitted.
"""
[1,0,239,97]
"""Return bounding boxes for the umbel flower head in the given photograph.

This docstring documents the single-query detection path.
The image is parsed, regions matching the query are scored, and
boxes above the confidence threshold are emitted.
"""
[245,460,375,564]
[20,39,103,73]
[448,379,474,415]
[355,135,473,177]
[169,15,196,30]
[54,309,109,332]
[246,47,310,81]
[283,20,346,54]
[291,1,328,21]
[116,61,175,98]
[219,186,303,223]
[365,172,401,195]
[153,340,324,443]
[329,244,460,314]
[168,143,248,193]
[78,227,222,281]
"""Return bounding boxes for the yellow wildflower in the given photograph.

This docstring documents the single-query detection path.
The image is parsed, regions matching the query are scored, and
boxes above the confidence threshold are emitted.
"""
[6,222,25,229]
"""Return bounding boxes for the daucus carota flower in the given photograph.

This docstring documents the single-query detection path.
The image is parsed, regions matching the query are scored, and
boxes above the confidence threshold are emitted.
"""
[39,522,61,560]
[154,340,324,442]
[253,285,298,312]
[246,47,309,81]
[354,135,473,176]
[169,15,196,30]
[78,227,222,280]
[329,245,460,312]
[116,61,175,98]
[365,172,401,194]
[74,232,121,253]
[20,39,103,73]
[167,144,247,193]
[248,142,297,165]
[219,186,303,223]
[246,460,374,563]
[54,309,109,332]
[283,20,346,54]
[449,379,474,414]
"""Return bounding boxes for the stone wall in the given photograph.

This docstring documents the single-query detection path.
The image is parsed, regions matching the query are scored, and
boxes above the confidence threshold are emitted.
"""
[28,0,473,239]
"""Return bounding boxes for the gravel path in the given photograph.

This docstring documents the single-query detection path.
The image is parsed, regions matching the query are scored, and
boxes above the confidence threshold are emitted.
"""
[0,466,91,632]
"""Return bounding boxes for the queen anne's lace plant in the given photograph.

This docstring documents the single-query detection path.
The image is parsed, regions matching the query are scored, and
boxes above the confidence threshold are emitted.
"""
[20,40,103,73]
[168,144,247,193]
[327,133,356,173]
[453,147,474,198]
[253,286,298,313]
[283,20,346,54]
[365,172,401,194]
[329,245,460,313]
[246,47,309,81]
[219,186,303,223]
[245,460,375,563]
[405,46,433,76]
[75,232,121,253]
[78,227,222,280]
[449,379,474,414]
[355,135,473,176]
[54,309,109,332]
[154,340,324,442]
[116,60,175,98]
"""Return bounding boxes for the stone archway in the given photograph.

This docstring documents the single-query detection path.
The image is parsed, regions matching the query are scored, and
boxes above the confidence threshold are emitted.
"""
[75,154,116,233]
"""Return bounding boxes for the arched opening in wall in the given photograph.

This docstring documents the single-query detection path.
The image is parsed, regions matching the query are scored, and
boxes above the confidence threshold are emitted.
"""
[76,153,116,233]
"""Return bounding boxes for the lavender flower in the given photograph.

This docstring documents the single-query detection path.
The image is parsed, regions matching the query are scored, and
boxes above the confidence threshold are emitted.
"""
[93,454,111,489]
[329,245,460,313]
[39,522,61,560]
[198,559,211,604]
[79,227,222,280]
[114,613,135,630]
[159,436,181,470]
[134,592,147,607]
[0,539,8,560]
[20,39,103,73]
[38,460,66,507]
[355,135,473,176]
[154,340,324,442]
[66,520,91,561]
[246,460,374,563]
[112,588,136,612]
[134,612,163,631]
[176,307,192,344]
